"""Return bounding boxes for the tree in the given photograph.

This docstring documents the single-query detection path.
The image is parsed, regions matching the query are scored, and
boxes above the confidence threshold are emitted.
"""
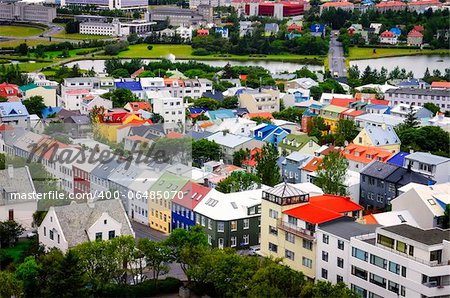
[396,125,450,157]
[138,239,173,281]
[22,96,46,117]
[0,271,23,298]
[272,107,305,123]
[102,88,137,108]
[16,43,29,56]
[232,148,249,166]
[192,139,221,166]
[314,151,348,195]
[15,256,41,296]
[216,171,261,193]
[192,97,221,110]
[0,220,25,248]
[335,119,359,146]
[308,116,329,143]
[221,96,239,109]
[256,144,281,187]
[424,102,440,115]
[295,66,318,80]
[150,113,164,124]
[250,116,272,125]
[301,281,360,298]
[442,204,450,229]
[403,104,420,129]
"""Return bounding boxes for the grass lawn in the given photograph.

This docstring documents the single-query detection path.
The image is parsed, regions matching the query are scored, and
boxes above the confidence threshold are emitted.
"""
[52,30,110,40]
[117,44,324,62]
[1,240,33,262]
[349,47,450,60]
[18,61,54,72]
[0,39,55,48]
[0,25,44,37]
[34,47,100,59]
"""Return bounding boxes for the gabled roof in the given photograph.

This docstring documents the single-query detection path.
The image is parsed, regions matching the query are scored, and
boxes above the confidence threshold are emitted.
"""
[302,156,322,172]
[396,182,449,217]
[431,81,450,89]
[362,124,400,146]
[408,30,423,37]
[330,97,356,107]
[173,181,211,210]
[385,166,432,186]
[375,1,406,8]
[0,167,35,201]
[0,102,29,117]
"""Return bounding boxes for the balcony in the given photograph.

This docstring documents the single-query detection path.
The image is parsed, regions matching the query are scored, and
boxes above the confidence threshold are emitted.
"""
[277,219,315,241]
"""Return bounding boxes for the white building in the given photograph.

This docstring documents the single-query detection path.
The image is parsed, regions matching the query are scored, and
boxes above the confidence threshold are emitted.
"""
[59,89,90,111]
[316,219,378,285]
[349,224,450,298]
[38,199,135,253]
[404,152,450,183]
[385,88,450,112]
[79,19,129,36]
[176,25,193,41]
[61,0,148,10]
[147,90,185,132]
[80,95,113,115]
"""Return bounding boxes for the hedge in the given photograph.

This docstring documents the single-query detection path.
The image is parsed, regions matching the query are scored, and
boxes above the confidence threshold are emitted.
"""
[97,277,182,297]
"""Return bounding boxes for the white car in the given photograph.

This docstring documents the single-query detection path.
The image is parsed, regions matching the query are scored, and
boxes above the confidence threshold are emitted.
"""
[249,245,261,256]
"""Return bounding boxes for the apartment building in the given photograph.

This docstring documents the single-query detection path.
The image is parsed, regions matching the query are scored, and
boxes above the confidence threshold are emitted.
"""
[147,90,185,131]
[80,20,127,36]
[61,0,148,10]
[384,88,450,111]
[348,224,450,298]
[316,218,378,285]
[238,89,280,113]
[0,3,56,23]
[404,152,450,183]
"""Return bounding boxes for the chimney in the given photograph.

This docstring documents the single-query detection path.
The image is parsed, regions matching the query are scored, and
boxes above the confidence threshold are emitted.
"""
[309,139,313,147]
[222,130,227,136]
[7,165,13,179]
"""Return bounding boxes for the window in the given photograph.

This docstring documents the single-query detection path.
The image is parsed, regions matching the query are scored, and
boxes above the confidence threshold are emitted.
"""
[201,216,206,226]
[370,254,387,269]
[49,230,54,240]
[337,275,343,283]
[285,249,295,260]
[322,251,329,262]
[369,273,386,288]
[321,268,328,279]
[269,225,278,236]
[396,241,407,253]
[217,222,224,232]
[268,242,278,253]
[352,247,368,261]
[243,234,249,245]
[44,227,46,236]
[208,234,212,245]
[303,239,313,250]
[409,245,414,256]
[95,232,102,241]
[338,240,344,250]
[231,220,237,231]
[231,236,237,247]
[108,230,115,240]
[401,266,406,277]
[243,219,249,229]
[323,234,329,244]
[208,219,212,230]
[351,266,368,280]
[389,261,400,274]
[377,234,394,249]
[285,232,295,243]
[388,281,399,294]
[400,286,405,297]
[302,257,312,268]
[337,257,344,268]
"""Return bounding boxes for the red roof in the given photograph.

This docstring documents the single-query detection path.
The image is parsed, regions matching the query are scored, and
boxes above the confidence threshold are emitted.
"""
[322,1,354,7]
[330,97,356,107]
[174,181,211,210]
[309,194,363,213]
[242,147,262,167]
[0,124,14,131]
[407,0,440,5]
[380,30,395,38]
[247,112,274,119]
[343,109,366,117]
[283,204,343,224]
[131,67,145,78]
[197,29,209,35]
[302,156,322,172]
[343,143,393,164]
[166,131,183,139]
[287,24,303,31]
[0,82,19,97]
[408,30,423,37]
[431,81,450,89]
[369,99,390,105]
[376,1,406,7]
[413,25,424,32]
[65,89,90,95]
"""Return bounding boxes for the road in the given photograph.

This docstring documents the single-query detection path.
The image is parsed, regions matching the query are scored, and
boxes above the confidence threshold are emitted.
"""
[329,30,347,79]
[131,221,169,241]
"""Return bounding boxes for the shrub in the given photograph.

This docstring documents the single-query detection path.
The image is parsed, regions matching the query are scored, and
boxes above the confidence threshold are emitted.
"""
[192,48,210,56]
[147,45,153,51]
[97,278,182,297]
[104,41,129,55]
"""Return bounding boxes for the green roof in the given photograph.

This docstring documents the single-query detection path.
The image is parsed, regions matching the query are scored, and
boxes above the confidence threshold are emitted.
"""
[148,172,189,199]
[321,104,348,113]
[19,83,52,92]
[278,134,319,151]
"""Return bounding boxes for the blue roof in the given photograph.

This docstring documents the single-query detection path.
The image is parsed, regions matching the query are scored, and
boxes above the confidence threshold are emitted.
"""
[0,102,29,117]
[303,110,317,116]
[41,106,62,118]
[366,104,388,110]
[189,107,208,114]
[387,151,410,167]
[389,28,402,36]
[207,109,236,120]
[265,23,279,32]
[286,33,302,39]
[215,27,228,33]
[115,81,143,91]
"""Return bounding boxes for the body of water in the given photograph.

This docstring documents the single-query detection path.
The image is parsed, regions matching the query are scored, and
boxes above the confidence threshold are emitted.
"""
[65,59,324,74]
[350,55,449,78]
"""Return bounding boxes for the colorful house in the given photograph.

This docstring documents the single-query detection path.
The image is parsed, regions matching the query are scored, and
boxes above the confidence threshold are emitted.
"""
[252,123,290,145]
[19,83,56,107]
[379,30,398,44]
[319,104,348,133]
[342,143,394,172]
[196,29,209,36]
[407,30,423,46]
[0,82,19,98]
[301,103,322,133]
[353,124,400,153]
[115,81,144,99]
[278,134,320,155]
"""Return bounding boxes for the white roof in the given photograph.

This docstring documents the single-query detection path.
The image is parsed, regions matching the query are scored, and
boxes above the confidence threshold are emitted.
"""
[291,182,324,196]
[127,169,163,192]
[396,182,450,217]
[355,113,404,127]
[206,132,253,148]
[145,90,173,99]
[140,77,165,88]
[320,92,352,103]
[371,210,419,227]
[194,186,269,221]
[209,117,256,135]
[355,83,397,93]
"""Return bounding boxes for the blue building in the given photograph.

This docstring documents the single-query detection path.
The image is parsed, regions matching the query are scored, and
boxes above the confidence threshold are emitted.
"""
[281,152,312,184]
[171,181,211,231]
[115,81,144,99]
[252,123,290,145]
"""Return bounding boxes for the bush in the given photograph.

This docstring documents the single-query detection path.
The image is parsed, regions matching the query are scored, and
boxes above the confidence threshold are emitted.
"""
[104,41,129,55]
[147,45,153,51]
[97,278,182,297]
[192,48,210,56]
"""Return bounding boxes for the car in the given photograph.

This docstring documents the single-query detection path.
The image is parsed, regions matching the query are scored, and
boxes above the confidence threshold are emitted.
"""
[249,245,260,256]
[333,71,339,77]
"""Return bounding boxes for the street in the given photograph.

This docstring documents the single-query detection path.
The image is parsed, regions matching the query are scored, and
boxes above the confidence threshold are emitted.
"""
[131,221,169,241]
[329,30,347,79]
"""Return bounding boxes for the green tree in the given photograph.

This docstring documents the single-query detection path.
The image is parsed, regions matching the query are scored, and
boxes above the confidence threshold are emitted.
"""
[16,43,29,56]
[15,256,41,296]
[423,102,440,115]
[442,204,450,229]
[403,104,420,129]
[150,113,164,124]
[138,239,173,281]
[250,116,272,124]
[272,107,305,123]
[314,151,348,195]
[192,139,221,166]
[0,271,23,298]
[221,96,239,109]
[216,171,261,193]
[22,95,46,117]
[232,148,249,166]
[256,144,281,187]
[301,281,360,297]
[102,88,137,108]
[0,220,25,248]
[335,119,359,146]
[193,97,221,110]
[295,66,318,80]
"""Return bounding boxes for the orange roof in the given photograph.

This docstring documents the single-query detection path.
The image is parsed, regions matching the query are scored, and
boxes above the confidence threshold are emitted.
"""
[247,112,274,119]
[330,98,356,107]
[163,78,185,87]
[302,156,322,172]
[283,204,343,224]
[127,101,151,112]
[131,67,145,78]
[376,1,406,7]
[322,1,354,7]
[343,143,393,164]
[310,194,364,213]
[408,30,423,37]
[166,131,183,139]
[197,29,209,35]
[199,121,214,128]
[431,81,450,89]
[363,214,378,224]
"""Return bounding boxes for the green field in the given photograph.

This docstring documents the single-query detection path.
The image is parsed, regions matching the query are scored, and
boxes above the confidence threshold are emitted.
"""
[0,39,55,48]
[116,44,324,62]
[34,47,100,59]
[348,47,450,60]
[18,61,54,72]
[0,25,44,37]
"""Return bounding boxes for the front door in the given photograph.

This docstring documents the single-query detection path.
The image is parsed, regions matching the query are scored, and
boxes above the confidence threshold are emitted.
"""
[218,238,224,249]
[8,209,13,221]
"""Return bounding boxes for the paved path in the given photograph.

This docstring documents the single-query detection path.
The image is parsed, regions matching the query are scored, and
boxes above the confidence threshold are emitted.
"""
[131,221,169,241]
[329,30,347,79]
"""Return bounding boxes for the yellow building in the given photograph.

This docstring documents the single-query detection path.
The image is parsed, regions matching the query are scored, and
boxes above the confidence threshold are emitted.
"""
[319,105,348,133]
[95,123,121,143]
[148,172,189,233]
[353,124,401,153]
[19,83,57,107]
